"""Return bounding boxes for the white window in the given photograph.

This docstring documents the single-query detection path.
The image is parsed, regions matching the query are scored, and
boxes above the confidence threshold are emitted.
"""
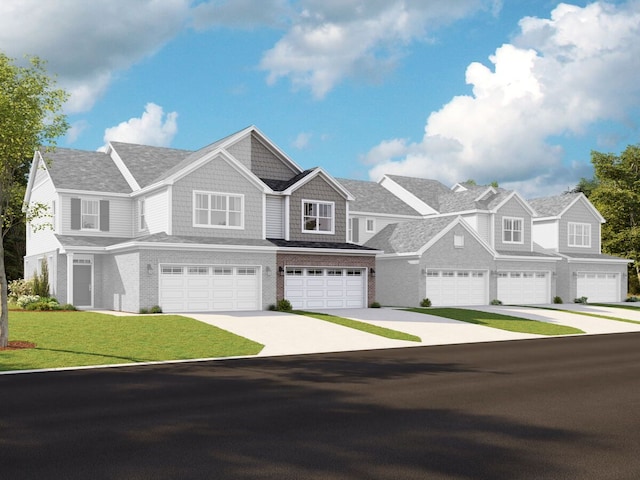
[568,222,591,247]
[348,217,354,242]
[81,199,99,230]
[138,199,146,231]
[454,234,464,248]
[366,218,375,233]
[194,191,243,228]
[503,217,523,244]
[302,200,334,233]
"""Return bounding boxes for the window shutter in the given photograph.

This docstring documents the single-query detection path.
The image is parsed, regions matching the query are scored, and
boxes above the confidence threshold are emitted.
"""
[100,200,110,232]
[71,198,81,230]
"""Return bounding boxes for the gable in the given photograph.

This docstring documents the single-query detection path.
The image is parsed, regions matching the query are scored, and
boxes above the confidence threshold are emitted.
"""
[227,133,299,181]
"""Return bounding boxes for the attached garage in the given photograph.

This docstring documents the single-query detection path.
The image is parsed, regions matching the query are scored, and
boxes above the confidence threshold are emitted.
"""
[425,270,488,306]
[497,271,550,304]
[577,272,619,303]
[284,267,366,309]
[159,264,260,312]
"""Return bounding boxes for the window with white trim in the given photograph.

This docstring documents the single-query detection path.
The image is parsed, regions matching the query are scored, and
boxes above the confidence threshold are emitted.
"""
[503,217,523,243]
[138,199,146,231]
[82,199,99,230]
[568,222,591,247]
[454,234,464,248]
[366,218,375,233]
[194,191,243,228]
[302,200,334,233]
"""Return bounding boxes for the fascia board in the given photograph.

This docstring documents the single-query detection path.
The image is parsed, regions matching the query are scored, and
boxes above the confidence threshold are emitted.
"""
[376,252,421,259]
[246,126,304,175]
[379,176,438,216]
[560,194,606,224]
[107,143,141,192]
[416,216,497,257]
[55,188,130,198]
[349,210,422,220]
[560,254,632,264]
[474,186,497,202]
[106,241,278,253]
[282,168,354,200]
[275,246,381,256]
[532,216,560,222]
[23,151,42,211]
[495,254,560,262]
[492,191,536,216]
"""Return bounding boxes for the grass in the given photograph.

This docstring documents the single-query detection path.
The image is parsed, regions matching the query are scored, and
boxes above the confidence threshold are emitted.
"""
[406,308,584,336]
[531,305,640,326]
[293,310,421,342]
[1,310,264,372]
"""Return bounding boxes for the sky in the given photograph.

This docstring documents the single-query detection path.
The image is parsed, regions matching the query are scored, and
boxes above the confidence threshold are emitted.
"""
[2,0,640,198]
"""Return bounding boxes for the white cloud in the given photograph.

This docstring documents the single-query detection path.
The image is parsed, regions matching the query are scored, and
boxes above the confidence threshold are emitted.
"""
[292,132,312,149]
[0,0,190,113]
[365,1,640,197]
[259,0,494,98]
[100,103,178,150]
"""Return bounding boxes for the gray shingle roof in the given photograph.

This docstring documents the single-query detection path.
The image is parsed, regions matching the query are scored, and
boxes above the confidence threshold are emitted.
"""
[262,169,316,191]
[364,216,456,254]
[561,252,629,261]
[268,239,378,251]
[42,148,132,193]
[385,175,450,210]
[528,193,580,217]
[495,250,559,258]
[336,178,421,216]
[109,142,192,188]
[55,235,132,248]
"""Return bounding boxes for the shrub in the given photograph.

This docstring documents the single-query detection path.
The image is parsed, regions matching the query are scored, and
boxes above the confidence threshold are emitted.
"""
[25,298,60,311]
[276,299,292,312]
[8,279,33,301]
[574,296,588,304]
[420,298,432,308]
[139,307,150,314]
[268,304,277,311]
[370,301,381,308]
[17,294,41,309]
[490,299,503,305]
[553,296,563,304]
[625,296,639,302]
[59,303,77,311]
[149,305,163,314]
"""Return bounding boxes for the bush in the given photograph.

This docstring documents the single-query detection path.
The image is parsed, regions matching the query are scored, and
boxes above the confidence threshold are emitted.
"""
[490,299,503,305]
[370,301,381,308]
[149,305,163,314]
[139,307,149,314]
[420,298,432,308]
[268,304,277,311]
[574,296,588,304]
[276,299,292,312]
[8,279,33,301]
[59,303,77,311]
[17,294,41,309]
[553,296,563,304]
[23,297,60,311]
[625,296,639,302]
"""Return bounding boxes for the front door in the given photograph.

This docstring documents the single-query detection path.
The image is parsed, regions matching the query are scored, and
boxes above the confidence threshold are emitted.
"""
[73,264,92,306]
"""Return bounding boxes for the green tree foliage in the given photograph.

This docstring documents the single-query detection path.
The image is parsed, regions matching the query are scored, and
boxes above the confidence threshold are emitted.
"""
[0,53,68,347]
[588,145,640,289]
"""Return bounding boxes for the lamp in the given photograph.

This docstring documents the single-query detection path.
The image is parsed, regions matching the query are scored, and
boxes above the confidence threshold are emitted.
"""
[279,266,285,276]
[147,264,153,275]
[370,268,376,277]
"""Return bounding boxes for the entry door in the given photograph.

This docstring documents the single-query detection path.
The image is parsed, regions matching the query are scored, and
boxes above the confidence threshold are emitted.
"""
[73,264,92,306]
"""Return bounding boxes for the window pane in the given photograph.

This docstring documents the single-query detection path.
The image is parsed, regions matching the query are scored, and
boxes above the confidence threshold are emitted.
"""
[228,212,241,227]
[210,211,226,225]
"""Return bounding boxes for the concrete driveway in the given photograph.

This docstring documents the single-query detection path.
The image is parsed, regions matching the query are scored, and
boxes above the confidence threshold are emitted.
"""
[187,303,640,357]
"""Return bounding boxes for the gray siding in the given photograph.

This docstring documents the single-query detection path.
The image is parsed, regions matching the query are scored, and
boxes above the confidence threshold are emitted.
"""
[101,252,141,312]
[59,193,133,238]
[289,176,347,242]
[171,155,264,239]
[494,197,531,252]
[558,201,600,254]
[227,133,297,181]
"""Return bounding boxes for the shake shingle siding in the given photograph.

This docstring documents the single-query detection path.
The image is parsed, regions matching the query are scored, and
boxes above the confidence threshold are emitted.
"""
[558,201,600,254]
[494,196,531,252]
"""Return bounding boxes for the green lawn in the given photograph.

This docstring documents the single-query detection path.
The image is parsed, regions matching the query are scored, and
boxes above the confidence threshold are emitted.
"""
[406,308,584,335]
[294,310,422,342]
[1,310,264,372]
[534,305,640,326]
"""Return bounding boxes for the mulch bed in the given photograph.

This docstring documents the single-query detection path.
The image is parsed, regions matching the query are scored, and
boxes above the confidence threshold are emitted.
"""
[0,341,36,351]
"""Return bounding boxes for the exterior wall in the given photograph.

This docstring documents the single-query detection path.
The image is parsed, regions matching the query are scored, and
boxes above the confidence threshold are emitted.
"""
[59,193,133,238]
[288,176,347,242]
[494,197,532,252]
[532,220,559,250]
[139,249,276,311]
[350,214,414,245]
[23,251,58,298]
[558,201,601,254]
[375,256,421,307]
[136,188,170,236]
[171,155,264,239]
[276,252,375,306]
[25,174,59,256]
[562,260,628,302]
[227,134,297,181]
[101,251,141,312]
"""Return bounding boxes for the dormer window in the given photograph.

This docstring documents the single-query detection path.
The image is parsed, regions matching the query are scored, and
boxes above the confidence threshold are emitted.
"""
[503,217,523,244]
[302,200,334,234]
[568,222,591,247]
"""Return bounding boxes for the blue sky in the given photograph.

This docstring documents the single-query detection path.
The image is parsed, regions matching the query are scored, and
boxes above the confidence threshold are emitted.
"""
[2,0,639,197]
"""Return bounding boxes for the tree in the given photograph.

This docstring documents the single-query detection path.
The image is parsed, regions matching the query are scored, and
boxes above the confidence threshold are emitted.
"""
[588,145,640,289]
[0,53,68,347]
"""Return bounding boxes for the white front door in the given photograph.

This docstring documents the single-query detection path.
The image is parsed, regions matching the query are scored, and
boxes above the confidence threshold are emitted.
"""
[285,267,366,309]
[425,270,488,306]
[577,272,619,302]
[497,271,549,304]
[159,265,261,312]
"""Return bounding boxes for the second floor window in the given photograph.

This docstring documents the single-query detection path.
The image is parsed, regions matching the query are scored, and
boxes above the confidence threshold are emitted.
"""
[568,222,591,247]
[82,199,99,230]
[194,191,243,228]
[303,200,334,233]
[138,199,146,231]
[503,217,523,243]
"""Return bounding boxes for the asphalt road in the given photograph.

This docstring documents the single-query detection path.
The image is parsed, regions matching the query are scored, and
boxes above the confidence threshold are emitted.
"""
[3,333,640,480]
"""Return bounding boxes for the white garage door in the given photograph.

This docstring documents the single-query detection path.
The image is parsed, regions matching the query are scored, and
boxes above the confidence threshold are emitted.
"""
[497,271,549,304]
[159,265,260,312]
[285,267,366,309]
[425,270,488,306]
[577,272,619,303]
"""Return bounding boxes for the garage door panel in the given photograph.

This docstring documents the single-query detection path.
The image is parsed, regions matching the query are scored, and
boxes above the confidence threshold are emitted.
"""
[426,270,488,306]
[577,272,618,302]
[284,267,365,309]
[497,271,549,304]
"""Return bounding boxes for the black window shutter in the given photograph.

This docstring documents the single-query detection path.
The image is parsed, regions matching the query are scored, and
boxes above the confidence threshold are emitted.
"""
[71,198,81,230]
[100,200,110,232]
